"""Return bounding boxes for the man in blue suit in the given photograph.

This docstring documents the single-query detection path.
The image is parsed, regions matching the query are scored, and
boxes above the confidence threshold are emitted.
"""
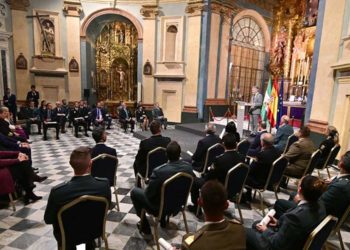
[91,127,117,159]
[274,115,294,152]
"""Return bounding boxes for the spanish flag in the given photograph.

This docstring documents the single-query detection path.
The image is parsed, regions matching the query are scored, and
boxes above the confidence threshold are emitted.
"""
[268,78,279,128]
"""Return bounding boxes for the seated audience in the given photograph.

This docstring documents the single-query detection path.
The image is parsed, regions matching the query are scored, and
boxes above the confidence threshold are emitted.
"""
[82,100,92,130]
[133,120,171,178]
[4,107,28,140]
[39,100,47,122]
[24,101,42,135]
[44,147,111,249]
[53,101,67,133]
[244,133,281,201]
[282,126,314,180]
[0,132,32,156]
[91,101,105,128]
[191,124,221,171]
[274,115,294,152]
[70,102,89,137]
[317,125,339,168]
[274,150,350,220]
[247,122,267,157]
[152,102,167,129]
[135,104,149,131]
[182,181,246,250]
[131,141,195,235]
[0,107,27,142]
[225,121,241,142]
[189,133,244,213]
[0,151,46,204]
[245,175,327,250]
[100,101,112,129]
[119,101,135,133]
[42,103,60,140]
[91,127,117,158]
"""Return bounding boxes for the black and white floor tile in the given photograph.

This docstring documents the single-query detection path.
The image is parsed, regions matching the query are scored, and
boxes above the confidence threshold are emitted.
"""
[0,124,349,249]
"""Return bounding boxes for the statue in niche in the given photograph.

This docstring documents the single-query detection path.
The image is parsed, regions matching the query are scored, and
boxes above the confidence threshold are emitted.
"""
[117,64,127,89]
[41,19,55,55]
[273,40,286,66]
[119,29,124,44]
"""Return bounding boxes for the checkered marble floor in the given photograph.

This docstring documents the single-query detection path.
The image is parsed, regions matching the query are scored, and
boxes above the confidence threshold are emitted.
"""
[0,124,349,249]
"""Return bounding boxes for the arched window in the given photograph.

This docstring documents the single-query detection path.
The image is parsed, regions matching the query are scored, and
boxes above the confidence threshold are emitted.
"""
[165,25,178,61]
[231,17,265,102]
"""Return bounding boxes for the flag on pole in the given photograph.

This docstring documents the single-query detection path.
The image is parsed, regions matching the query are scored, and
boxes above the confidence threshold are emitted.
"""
[261,78,272,123]
[267,78,279,128]
[276,76,284,129]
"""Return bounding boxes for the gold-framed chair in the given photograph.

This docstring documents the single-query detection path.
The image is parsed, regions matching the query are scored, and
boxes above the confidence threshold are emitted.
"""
[224,163,250,223]
[283,134,299,154]
[91,153,120,211]
[57,195,109,250]
[333,204,350,250]
[317,144,341,179]
[237,139,250,157]
[137,147,167,188]
[140,172,194,250]
[196,143,225,176]
[303,215,338,250]
[245,156,288,215]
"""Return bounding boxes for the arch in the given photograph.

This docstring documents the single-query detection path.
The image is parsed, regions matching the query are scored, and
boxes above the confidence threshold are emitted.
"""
[233,9,271,52]
[80,8,143,40]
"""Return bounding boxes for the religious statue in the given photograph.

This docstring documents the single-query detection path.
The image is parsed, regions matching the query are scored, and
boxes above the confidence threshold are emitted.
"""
[41,20,55,55]
[117,65,126,89]
[273,41,286,66]
[119,29,124,44]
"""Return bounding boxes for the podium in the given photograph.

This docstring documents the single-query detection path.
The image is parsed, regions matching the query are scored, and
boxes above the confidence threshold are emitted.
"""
[235,101,252,135]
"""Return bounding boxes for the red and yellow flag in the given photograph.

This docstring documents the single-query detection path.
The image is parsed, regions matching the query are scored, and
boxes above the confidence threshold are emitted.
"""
[267,78,279,128]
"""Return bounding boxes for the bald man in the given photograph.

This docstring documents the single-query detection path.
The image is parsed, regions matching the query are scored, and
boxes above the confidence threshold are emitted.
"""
[274,115,294,152]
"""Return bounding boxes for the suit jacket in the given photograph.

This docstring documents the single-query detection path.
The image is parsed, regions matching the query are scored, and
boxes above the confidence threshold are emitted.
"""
[91,143,117,159]
[247,130,267,157]
[0,133,20,151]
[258,202,326,250]
[134,135,171,176]
[192,134,221,169]
[119,108,132,120]
[0,118,12,136]
[3,94,17,113]
[249,146,281,185]
[0,151,19,168]
[91,108,105,121]
[250,93,263,115]
[44,175,111,233]
[182,219,246,250]
[23,107,41,120]
[70,108,84,120]
[206,150,245,184]
[26,90,40,106]
[320,174,350,219]
[284,137,315,176]
[152,107,165,119]
[145,160,194,208]
[43,109,58,122]
[274,124,294,152]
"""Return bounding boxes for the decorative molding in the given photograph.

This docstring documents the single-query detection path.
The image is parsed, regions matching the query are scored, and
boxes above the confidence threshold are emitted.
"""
[5,0,29,11]
[140,4,159,19]
[183,106,198,113]
[63,0,82,17]
[308,119,328,134]
[204,98,227,105]
[185,2,206,16]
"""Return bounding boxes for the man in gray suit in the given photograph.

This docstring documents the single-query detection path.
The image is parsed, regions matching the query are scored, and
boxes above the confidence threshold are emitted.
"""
[249,86,263,134]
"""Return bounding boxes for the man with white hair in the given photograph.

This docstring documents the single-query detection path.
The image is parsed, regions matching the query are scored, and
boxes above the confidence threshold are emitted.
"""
[249,86,263,134]
[274,115,294,152]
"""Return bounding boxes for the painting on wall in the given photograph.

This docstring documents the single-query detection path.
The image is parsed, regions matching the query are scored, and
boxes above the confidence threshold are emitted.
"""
[16,53,27,69]
[143,60,152,75]
[69,57,79,72]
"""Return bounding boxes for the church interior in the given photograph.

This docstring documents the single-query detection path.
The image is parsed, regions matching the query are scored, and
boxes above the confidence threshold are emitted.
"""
[0,0,350,249]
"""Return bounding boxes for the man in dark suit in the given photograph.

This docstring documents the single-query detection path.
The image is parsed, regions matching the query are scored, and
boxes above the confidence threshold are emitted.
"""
[91,127,117,158]
[42,103,60,140]
[247,122,267,157]
[133,120,171,177]
[131,141,195,235]
[189,133,244,213]
[274,115,294,152]
[0,132,32,156]
[192,124,221,172]
[182,181,245,250]
[100,101,112,129]
[152,102,167,129]
[245,133,281,201]
[91,101,105,128]
[26,85,40,107]
[24,101,42,135]
[3,88,17,124]
[245,175,326,250]
[119,101,135,133]
[70,102,89,137]
[0,107,26,142]
[44,146,111,248]
[53,101,67,133]
[274,150,350,220]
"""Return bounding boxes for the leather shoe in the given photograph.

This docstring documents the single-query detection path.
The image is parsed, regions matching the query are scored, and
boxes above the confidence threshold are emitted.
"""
[137,221,151,235]
[24,192,42,205]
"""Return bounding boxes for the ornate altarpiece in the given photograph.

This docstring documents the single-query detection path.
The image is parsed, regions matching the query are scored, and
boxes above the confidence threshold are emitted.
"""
[95,21,138,102]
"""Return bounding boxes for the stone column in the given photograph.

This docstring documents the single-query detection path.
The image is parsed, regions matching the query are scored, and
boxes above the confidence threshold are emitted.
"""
[63,0,82,101]
[7,0,30,100]
[140,4,158,106]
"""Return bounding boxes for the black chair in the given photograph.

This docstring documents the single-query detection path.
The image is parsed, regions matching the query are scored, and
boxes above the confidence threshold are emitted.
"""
[137,147,167,188]
[198,143,225,175]
[246,156,288,215]
[303,215,338,250]
[141,172,193,250]
[91,153,119,211]
[57,195,109,250]
[237,139,250,157]
[284,150,322,186]
[225,163,249,223]
[317,144,341,178]
[333,204,350,250]
[283,134,299,154]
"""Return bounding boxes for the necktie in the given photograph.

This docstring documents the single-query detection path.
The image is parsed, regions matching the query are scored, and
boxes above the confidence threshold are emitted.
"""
[98,109,101,120]
[48,110,51,119]
[125,109,129,119]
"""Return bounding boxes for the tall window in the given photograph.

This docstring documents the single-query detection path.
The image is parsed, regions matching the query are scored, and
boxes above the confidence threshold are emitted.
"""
[165,25,178,61]
[231,17,265,102]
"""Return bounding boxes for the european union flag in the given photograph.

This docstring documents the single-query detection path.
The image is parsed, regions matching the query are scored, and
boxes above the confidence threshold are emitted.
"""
[276,76,284,129]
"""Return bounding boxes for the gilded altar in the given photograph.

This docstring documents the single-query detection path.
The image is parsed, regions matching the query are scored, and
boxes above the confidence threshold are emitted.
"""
[95,21,138,102]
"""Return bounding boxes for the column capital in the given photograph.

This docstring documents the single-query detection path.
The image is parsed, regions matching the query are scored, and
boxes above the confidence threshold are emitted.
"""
[5,0,30,11]
[63,0,82,17]
[185,2,206,16]
[140,4,159,19]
